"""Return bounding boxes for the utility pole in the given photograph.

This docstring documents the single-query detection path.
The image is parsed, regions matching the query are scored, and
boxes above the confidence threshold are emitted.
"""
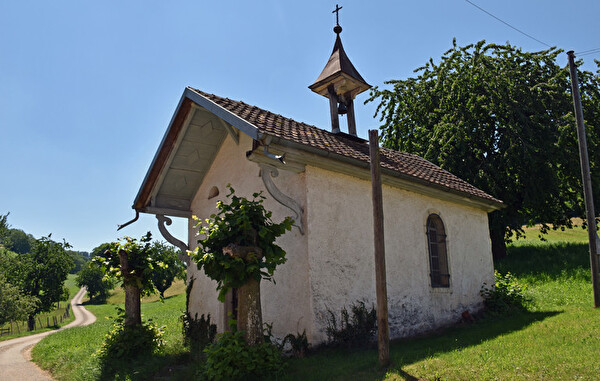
[567,51,600,308]
[369,129,390,367]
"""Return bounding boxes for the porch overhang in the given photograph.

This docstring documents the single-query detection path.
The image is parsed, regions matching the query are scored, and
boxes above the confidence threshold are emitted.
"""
[132,88,261,218]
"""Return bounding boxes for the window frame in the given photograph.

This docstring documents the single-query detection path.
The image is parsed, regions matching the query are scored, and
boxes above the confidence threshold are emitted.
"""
[426,213,450,288]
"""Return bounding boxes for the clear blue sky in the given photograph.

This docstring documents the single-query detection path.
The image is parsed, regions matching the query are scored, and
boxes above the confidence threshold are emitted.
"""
[1,1,599,253]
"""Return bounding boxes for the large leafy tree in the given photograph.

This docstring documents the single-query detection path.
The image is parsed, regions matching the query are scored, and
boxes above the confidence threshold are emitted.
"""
[76,262,114,303]
[368,40,600,259]
[6,229,34,254]
[8,236,74,330]
[0,212,10,247]
[149,242,186,298]
[0,273,38,326]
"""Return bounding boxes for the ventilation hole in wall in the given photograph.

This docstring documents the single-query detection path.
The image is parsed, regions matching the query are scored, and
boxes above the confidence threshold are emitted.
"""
[208,186,219,199]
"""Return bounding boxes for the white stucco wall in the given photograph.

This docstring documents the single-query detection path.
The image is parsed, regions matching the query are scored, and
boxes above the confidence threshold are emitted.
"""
[187,133,495,345]
[187,133,314,341]
[304,166,495,342]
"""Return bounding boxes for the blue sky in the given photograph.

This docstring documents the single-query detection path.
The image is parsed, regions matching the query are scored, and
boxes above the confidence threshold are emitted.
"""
[1,1,599,252]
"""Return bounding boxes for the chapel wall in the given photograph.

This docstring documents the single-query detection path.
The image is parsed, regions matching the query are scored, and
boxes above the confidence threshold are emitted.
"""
[187,133,313,341]
[304,165,494,343]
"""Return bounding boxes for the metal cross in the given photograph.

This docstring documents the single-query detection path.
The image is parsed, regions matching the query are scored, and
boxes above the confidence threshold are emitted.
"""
[332,4,343,26]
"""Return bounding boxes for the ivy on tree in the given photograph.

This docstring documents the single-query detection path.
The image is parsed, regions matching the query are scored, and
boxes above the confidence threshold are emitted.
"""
[368,40,600,258]
[192,186,293,301]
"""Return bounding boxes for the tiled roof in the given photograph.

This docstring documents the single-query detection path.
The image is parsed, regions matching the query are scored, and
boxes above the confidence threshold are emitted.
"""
[190,88,502,206]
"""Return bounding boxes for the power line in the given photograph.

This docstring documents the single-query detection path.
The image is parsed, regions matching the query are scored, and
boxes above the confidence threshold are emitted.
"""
[575,47,600,57]
[464,0,552,48]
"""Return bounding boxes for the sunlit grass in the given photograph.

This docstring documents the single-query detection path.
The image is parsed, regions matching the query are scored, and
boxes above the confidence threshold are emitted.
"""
[33,227,600,380]
[104,278,186,305]
[32,279,189,381]
[282,228,600,381]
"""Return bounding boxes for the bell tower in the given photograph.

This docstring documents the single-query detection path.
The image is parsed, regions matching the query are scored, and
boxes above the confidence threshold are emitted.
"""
[309,4,371,136]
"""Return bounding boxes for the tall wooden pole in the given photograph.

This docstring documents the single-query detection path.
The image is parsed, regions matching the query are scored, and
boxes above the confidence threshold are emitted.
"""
[567,51,600,308]
[369,129,390,367]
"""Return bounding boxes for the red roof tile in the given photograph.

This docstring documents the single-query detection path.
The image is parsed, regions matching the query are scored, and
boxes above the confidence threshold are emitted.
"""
[190,88,503,206]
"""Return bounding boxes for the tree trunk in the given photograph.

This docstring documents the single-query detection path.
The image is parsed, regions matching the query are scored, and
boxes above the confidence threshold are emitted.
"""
[222,243,264,345]
[119,249,142,327]
[123,283,142,326]
[236,276,263,345]
[27,315,35,331]
[490,226,507,260]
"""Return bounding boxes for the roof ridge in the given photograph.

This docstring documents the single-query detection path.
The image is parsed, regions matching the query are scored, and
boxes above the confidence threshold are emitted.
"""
[187,87,502,207]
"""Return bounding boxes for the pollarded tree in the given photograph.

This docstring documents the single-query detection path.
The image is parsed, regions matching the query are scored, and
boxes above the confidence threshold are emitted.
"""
[95,233,163,326]
[368,40,600,259]
[193,186,292,344]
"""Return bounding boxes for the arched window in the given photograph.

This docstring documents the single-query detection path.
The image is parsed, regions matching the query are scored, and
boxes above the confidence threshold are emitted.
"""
[426,214,450,288]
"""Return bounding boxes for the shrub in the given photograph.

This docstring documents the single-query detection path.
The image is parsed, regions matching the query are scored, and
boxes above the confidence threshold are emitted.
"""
[203,329,285,381]
[96,308,164,375]
[282,330,310,358]
[481,270,530,314]
[325,301,377,348]
[181,312,217,352]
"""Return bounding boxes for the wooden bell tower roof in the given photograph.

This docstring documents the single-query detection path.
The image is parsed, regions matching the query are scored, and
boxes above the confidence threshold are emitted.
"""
[309,5,370,99]
[309,33,371,99]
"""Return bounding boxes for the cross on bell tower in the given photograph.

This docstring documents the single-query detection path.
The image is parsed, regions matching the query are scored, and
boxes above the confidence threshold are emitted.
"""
[309,4,371,136]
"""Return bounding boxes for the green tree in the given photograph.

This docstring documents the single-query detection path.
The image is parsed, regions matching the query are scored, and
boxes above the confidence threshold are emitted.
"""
[0,273,38,326]
[68,250,89,274]
[368,40,600,259]
[6,229,34,254]
[192,186,292,344]
[94,233,163,326]
[149,242,186,298]
[76,262,114,303]
[8,236,74,330]
[0,212,10,247]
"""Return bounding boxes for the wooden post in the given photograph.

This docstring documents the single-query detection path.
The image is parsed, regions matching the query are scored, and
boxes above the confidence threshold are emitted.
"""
[369,129,390,367]
[346,95,357,136]
[328,85,340,134]
[567,51,600,307]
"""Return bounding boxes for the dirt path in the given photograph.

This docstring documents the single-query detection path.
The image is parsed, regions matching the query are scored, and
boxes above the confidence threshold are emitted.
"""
[0,287,96,381]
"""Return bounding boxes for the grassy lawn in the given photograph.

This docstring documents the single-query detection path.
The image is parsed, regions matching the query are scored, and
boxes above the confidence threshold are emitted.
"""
[0,274,80,341]
[33,228,600,380]
[33,279,193,381]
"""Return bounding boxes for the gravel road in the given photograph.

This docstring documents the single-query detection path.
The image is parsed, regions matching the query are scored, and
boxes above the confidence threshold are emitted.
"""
[0,287,96,381]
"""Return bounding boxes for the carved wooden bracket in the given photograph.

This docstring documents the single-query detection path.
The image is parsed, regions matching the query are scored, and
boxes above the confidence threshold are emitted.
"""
[156,214,190,263]
[259,163,305,234]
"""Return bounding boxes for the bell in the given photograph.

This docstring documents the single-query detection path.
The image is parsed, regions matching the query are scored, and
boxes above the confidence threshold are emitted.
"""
[337,101,348,115]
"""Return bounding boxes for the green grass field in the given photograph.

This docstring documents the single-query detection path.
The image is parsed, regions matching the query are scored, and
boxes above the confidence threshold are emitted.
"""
[33,227,600,380]
[33,279,192,381]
